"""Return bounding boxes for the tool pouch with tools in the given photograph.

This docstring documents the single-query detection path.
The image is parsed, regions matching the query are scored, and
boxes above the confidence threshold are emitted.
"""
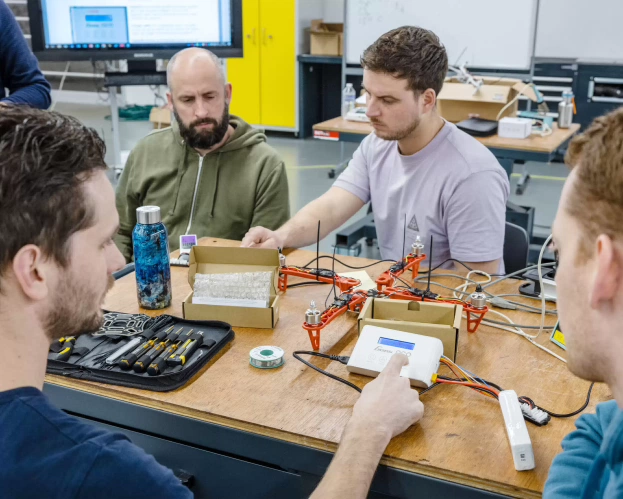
[46,312,234,392]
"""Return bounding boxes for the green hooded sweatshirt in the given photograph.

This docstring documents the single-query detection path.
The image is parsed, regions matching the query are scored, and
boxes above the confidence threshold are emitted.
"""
[114,115,290,262]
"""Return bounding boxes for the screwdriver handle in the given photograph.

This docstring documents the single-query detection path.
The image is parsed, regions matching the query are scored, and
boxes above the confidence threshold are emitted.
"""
[167,338,193,367]
[119,339,156,370]
[133,342,167,373]
[169,337,212,367]
[119,328,171,369]
[147,343,180,376]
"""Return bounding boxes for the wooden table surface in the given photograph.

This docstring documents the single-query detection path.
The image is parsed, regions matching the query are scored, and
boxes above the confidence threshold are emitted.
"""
[46,239,610,498]
[313,117,581,154]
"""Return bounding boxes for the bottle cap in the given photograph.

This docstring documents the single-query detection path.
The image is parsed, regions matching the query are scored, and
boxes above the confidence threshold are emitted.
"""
[136,206,161,225]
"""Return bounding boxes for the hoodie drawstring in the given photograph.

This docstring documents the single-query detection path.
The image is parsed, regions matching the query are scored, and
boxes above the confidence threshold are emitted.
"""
[208,153,221,218]
[168,138,189,216]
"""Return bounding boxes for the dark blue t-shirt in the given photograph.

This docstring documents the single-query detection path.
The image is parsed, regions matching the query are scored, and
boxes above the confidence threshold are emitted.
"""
[0,386,192,498]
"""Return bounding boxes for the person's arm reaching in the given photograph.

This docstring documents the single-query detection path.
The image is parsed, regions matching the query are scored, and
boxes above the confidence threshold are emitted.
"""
[242,135,373,250]
[310,353,424,499]
[0,2,51,109]
[241,186,364,249]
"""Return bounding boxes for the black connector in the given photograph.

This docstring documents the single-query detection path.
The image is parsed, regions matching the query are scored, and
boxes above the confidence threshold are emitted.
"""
[333,293,353,308]
[309,268,336,279]
[330,355,350,365]
[390,262,407,273]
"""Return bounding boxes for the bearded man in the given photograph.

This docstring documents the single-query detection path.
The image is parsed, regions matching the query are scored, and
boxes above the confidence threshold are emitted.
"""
[115,48,290,261]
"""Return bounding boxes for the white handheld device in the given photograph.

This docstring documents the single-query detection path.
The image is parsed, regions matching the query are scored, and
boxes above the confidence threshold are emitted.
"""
[499,390,536,471]
[346,325,443,388]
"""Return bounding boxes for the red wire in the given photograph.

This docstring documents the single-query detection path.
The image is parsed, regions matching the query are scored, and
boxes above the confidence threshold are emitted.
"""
[435,378,500,398]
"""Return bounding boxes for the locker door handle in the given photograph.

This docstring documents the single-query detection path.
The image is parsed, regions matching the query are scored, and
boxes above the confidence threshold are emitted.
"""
[262,28,267,45]
[246,28,256,44]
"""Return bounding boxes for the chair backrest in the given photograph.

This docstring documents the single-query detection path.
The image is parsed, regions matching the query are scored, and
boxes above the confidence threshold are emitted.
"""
[503,222,529,274]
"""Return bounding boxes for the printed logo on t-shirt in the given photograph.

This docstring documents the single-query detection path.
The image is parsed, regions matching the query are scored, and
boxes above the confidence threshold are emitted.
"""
[407,215,419,232]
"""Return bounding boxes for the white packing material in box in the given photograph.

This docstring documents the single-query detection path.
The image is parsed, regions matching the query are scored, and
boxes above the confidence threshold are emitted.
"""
[192,271,273,308]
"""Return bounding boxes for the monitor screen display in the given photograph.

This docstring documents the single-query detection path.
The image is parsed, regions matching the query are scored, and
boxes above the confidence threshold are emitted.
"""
[29,0,242,60]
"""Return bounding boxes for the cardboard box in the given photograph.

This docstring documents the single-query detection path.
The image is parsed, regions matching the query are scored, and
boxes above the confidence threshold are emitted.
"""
[183,246,280,328]
[149,107,172,129]
[438,77,539,123]
[309,19,343,56]
[357,298,461,361]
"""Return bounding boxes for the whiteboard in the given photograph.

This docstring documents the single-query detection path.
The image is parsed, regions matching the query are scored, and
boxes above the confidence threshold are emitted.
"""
[536,0,623,61]
[346,0,538,69]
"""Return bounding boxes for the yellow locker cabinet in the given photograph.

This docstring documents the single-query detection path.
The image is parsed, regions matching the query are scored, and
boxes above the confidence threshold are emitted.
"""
[228,0,297,131]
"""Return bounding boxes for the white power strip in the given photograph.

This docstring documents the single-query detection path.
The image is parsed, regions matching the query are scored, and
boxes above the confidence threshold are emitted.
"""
[499,390,535,471]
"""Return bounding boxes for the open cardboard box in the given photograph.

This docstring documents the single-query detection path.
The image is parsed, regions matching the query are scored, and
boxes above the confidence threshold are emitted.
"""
[357,298,461,361]
[438,77,539,123]
[149,107,172,129]
[309,19,343,56]
[183,246,280,328]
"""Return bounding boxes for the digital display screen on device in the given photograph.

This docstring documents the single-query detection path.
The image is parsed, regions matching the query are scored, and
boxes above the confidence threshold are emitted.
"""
[378,337,415,351]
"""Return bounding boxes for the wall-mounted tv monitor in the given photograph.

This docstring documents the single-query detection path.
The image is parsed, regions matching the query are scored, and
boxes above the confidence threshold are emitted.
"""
[28,0,243,61]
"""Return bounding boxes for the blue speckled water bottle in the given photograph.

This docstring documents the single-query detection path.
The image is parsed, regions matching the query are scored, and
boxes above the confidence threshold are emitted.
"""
[133,206,172,309]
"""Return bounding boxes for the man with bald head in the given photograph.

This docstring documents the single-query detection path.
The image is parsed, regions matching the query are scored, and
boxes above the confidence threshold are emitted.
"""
[115,48,290,261]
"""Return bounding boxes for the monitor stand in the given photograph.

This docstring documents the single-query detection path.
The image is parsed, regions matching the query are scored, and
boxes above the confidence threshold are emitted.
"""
[104,60,168,174]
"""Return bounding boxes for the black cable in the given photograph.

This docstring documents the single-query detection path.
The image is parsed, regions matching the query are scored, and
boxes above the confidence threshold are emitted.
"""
[418,258,510,277]
[293,351,440,397]
[287,281,328,289]
[441,363,594,419]
[324,278,336,309]
[529,382,595,418]
[392,273,413,289]
[301,255,396,270]
[293,351,361,392]
[331,244,338,301]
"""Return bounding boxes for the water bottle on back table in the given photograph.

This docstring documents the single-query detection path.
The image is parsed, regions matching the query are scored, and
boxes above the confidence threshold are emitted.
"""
[342,83,356,118]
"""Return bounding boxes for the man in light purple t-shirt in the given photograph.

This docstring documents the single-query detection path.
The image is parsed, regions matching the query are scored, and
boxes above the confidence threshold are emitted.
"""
[242,26,509,274]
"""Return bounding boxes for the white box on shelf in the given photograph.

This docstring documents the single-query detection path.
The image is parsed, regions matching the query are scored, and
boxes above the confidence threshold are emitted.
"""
[498,117,532,139]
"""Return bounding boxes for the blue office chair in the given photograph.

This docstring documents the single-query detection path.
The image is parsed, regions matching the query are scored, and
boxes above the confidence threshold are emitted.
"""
[112,263,135,280]
[503,222,529,275]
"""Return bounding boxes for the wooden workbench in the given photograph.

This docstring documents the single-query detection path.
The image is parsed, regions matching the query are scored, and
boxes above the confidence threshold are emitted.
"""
[313,117,580,194]
[45,239,609,498]
[313,117,580,154]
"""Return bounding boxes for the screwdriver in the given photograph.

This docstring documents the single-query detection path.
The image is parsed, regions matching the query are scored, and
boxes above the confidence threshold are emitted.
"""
[168,332,210,368]
[147,329,193,376]
[118,326,174,370]
[133,327,183,373]
[55,337,77,361]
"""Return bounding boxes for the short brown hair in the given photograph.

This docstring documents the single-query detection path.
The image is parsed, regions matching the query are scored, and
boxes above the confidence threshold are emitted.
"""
[0,106,107,281]
[360,26,448,96]
[564,106,623,254]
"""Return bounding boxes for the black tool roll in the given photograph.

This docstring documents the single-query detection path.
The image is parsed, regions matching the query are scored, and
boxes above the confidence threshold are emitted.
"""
[46,312,234,392]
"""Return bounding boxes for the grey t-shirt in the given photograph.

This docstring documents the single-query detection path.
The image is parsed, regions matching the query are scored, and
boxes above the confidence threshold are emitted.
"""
[333,121,510,270]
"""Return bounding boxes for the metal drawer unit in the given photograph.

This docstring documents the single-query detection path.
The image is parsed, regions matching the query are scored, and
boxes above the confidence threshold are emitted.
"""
[517,62,579,118]
[577,63,623,128]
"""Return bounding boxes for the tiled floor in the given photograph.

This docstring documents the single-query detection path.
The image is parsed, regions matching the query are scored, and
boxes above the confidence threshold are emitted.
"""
[55,102,567,259]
